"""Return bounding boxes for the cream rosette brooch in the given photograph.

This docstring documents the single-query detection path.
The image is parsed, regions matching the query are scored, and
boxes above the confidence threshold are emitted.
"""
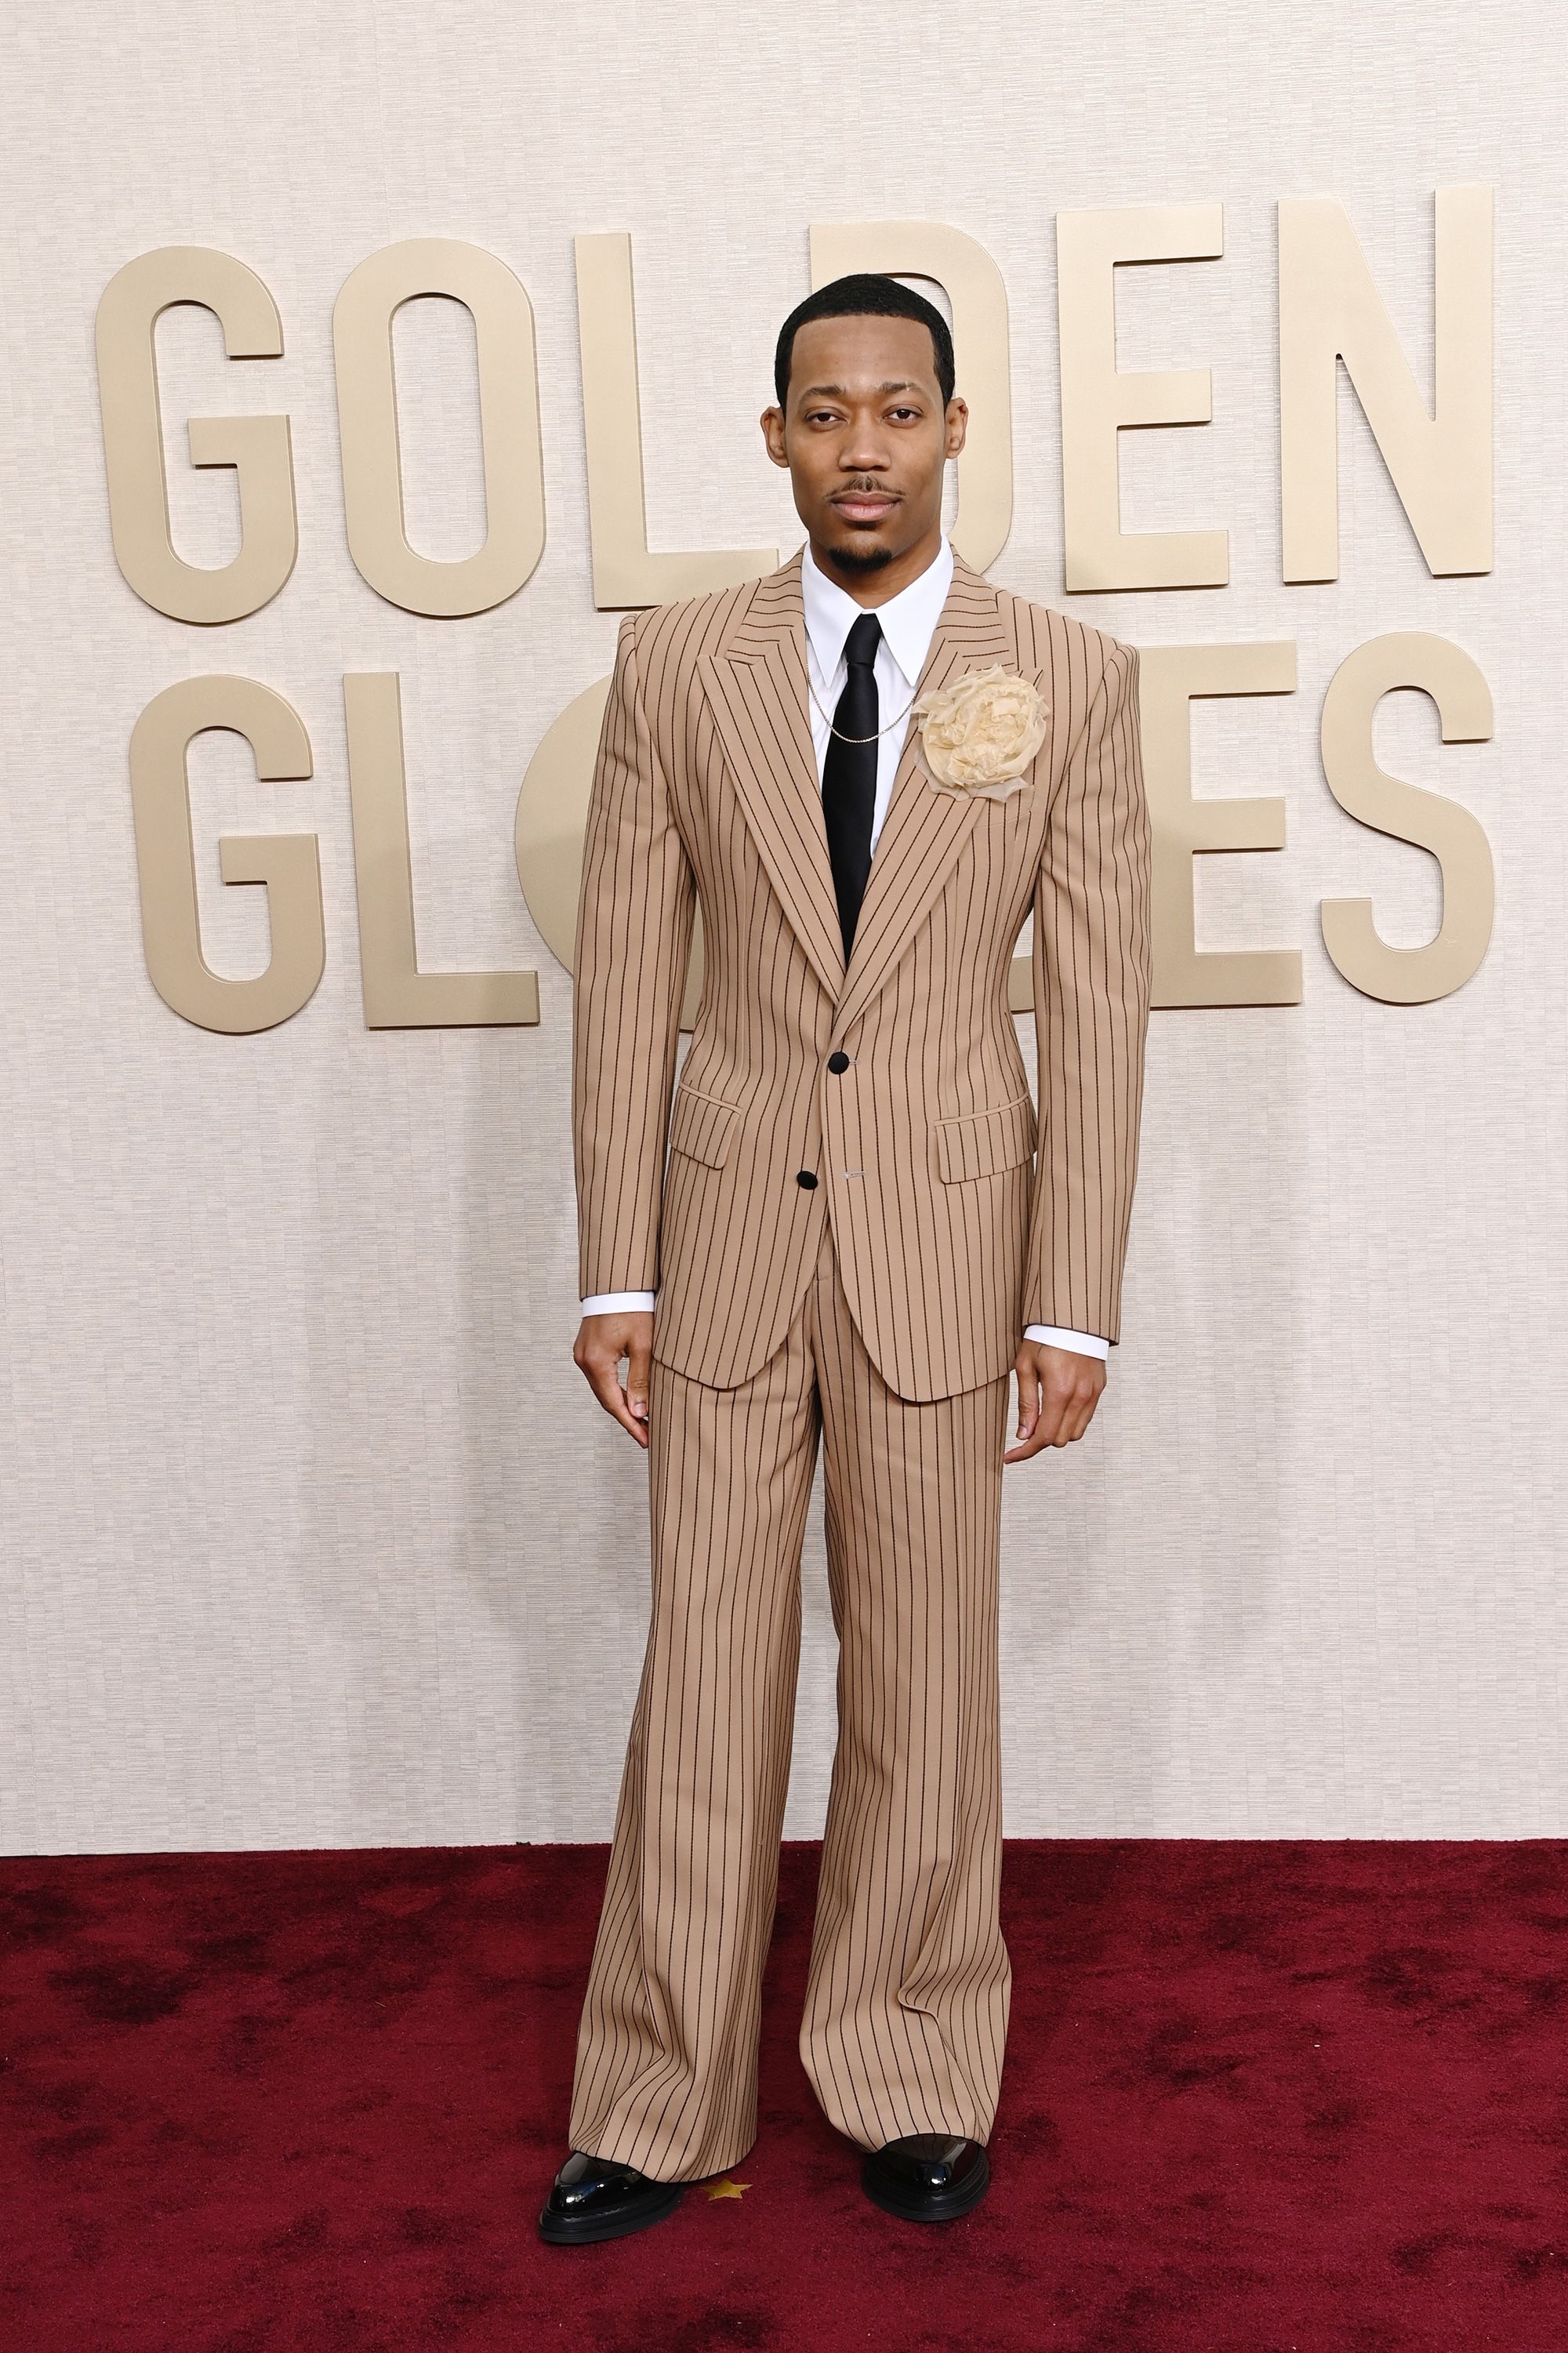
[910,666,1050,802]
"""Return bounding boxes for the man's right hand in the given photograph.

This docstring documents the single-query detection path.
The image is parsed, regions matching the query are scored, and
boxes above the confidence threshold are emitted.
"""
[573,1311,655,1448]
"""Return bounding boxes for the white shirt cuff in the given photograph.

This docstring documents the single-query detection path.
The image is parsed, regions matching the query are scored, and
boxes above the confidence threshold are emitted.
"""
[1022,1324,1109,1360]
[577,1300,1105,1352]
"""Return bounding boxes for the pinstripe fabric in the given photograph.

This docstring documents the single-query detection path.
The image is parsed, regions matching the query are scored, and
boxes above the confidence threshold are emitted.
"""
[571,547,1152,1404]
[567,547,1150,2176]
[568,1220,1011,2179]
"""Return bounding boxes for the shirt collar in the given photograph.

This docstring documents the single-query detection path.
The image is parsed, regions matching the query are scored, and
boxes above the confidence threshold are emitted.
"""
[800,533,955,692]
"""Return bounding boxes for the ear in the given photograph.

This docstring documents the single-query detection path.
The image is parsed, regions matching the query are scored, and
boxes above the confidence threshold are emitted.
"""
[944,394,969,459]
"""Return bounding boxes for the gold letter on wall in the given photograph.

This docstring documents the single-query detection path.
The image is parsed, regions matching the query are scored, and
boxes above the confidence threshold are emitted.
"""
[332,240,545,616]
[1279,188,1493,582]
[1057,206,1228,593]
[809,220,1012,572]
[129,677,321,1032]
[575,234,778,608]
[1138,643,1301,1007]
[345,673,539,1027]
[1319,633,1494,1003]
[96,248,297,625]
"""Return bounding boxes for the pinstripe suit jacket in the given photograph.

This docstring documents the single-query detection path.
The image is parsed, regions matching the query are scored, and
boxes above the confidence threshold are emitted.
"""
[571,546,1152,1404]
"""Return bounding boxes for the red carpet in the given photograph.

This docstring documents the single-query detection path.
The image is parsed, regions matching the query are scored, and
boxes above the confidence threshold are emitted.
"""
[2,1839,1565,2351]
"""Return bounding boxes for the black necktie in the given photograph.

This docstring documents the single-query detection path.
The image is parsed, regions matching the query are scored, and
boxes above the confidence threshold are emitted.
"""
[822,610,881,963]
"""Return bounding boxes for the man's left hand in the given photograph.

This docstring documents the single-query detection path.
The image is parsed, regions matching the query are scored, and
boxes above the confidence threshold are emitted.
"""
[1004,1342,1105,1462]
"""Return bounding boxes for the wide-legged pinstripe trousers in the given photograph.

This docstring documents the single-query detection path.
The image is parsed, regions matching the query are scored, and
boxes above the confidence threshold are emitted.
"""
[567,1220,1014,2182]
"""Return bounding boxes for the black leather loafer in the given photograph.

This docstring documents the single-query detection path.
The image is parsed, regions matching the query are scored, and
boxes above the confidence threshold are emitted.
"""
[538,2148,684,2244]
[861,2133,990,2223]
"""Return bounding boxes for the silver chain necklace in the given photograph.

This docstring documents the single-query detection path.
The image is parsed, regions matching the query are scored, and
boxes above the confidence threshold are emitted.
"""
[806,663,919,746]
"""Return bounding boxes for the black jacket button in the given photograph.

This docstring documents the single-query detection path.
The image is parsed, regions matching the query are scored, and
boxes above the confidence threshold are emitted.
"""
[827,1051,851,1073]
[796,1169,818,1189]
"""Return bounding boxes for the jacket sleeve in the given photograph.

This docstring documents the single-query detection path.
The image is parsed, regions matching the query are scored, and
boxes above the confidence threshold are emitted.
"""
[1022,637,1152,1344]
[571,612,697,1299]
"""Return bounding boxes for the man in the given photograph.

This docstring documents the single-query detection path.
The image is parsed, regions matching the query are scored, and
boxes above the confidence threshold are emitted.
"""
[540,274,1152,2243]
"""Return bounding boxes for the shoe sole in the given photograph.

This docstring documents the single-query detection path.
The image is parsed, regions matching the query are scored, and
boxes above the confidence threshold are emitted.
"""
[538,2183,684,2245]
[861,2148,990,2224]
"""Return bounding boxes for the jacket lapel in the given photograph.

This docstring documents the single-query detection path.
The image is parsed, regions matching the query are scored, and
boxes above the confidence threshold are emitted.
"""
[698,554,847,1002]
[697,546,1017,1023]
[834,551,1013,1033]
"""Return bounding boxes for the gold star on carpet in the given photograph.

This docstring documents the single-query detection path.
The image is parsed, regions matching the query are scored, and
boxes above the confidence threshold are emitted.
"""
[706,2177,750,2201]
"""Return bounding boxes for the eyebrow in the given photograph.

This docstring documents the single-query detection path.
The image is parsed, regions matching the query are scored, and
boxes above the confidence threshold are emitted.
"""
[797,380,924,400]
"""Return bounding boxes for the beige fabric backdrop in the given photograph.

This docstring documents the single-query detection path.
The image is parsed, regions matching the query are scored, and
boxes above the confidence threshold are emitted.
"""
[2,0,1563,1851]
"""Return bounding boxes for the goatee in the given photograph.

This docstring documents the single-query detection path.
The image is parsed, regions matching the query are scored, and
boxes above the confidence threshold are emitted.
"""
[823,539,895,579]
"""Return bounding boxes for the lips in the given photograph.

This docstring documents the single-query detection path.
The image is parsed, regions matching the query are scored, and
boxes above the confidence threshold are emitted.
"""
[833,493,897,522]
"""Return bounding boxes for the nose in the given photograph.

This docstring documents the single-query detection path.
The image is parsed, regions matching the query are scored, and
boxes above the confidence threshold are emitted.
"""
[837,423,891,474]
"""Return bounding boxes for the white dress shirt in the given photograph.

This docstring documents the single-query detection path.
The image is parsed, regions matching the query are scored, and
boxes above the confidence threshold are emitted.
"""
[582,535,1109,1364]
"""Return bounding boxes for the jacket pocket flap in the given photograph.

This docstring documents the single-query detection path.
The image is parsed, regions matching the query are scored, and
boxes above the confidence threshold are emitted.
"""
[932,1092,1037,1182]
[667,1084,740,1169]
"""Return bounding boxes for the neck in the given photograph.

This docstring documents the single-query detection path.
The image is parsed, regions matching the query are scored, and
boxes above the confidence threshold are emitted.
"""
[806,520,946,606]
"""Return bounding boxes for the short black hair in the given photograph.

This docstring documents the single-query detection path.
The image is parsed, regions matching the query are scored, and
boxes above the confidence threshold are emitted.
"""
[773,273,956,411]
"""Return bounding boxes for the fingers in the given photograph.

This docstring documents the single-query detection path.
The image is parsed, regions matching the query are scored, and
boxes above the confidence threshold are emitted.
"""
[1013,1353,1041,1447]
[626,1328,652,1427]
[587,1354,648,1446]
[1056,1371,1102,1446]
[573,1313,655,1449]
[1003,1389,1065,1462]
[1003,1346,1105,1464]
[1062,1385,1100,1446]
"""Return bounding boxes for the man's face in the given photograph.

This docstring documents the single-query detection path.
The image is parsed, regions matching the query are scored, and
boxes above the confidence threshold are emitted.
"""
[761,313,967,579]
